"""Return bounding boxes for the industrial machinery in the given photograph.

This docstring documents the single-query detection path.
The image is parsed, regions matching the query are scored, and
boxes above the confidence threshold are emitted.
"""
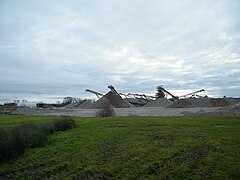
[119,93,156,106]
[157,86,179,101]
[119,93,156,101]
[180,89,205,99]
[157,86,205,100]
[85,89,104,99]
[107,85,122,98]
[108,85,156,106]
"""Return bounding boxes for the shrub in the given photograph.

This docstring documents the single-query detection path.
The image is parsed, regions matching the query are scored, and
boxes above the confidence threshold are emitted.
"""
[0,118,76,162]
[0,123,49,162]
[97,102,115,117]
[39,123,54,135]
[18,123,49,148]
[53,117,76,131]
[0,127,25,162]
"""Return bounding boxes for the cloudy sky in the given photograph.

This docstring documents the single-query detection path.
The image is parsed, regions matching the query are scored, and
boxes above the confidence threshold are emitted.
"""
[0,0,240,102]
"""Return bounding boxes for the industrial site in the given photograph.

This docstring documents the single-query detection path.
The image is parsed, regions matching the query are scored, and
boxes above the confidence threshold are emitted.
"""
[2,85,239,117]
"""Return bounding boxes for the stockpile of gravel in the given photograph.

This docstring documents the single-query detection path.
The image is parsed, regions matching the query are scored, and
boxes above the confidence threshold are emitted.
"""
[11,107,41,115]
[231,101,240,110]
[77,100,94,109]
[124,98,149,106]
[169,98,232,108]
[124,99,136,107]
[90,97,110,109]
[209,98,230,107]
[64,103,80,109]
[223,98,240,106]
[168,99,191,108]
[144,98,173,107]
[91,91,130,109]
[189,98,213,107]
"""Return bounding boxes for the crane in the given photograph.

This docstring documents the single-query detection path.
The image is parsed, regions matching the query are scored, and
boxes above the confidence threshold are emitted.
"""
[85,89,104,99]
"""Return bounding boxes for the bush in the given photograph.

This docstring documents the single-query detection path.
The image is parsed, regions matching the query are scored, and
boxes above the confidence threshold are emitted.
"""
[0,124,49,162]
[39,123,54,135]
[18,123,49,148]
[97,102,115,117]
[0,118,76,162]
[0,127,25,162]
[53,117,76,131]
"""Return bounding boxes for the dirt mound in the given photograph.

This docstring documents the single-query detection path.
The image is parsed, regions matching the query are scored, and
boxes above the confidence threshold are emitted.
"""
[144,98,173,107]
[91,91,130,109]
[209,98,230,107]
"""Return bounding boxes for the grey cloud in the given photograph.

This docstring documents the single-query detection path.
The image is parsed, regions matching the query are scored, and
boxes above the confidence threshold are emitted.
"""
[0,0,239,101]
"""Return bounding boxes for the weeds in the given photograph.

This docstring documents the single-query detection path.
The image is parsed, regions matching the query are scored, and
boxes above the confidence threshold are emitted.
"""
[39,123,54,135]
[0,117,76,162]
[53,116,76,131]
[0,128,25,162]
[18,123,49,148]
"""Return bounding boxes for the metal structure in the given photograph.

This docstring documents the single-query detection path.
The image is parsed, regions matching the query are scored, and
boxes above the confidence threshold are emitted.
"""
[107,85,122,97]
[85,89,104,99]
[108,85,156,100]
[157,86,179,100]
[119,93,156,101]
[180,89,205,99]
[158,86,205,100]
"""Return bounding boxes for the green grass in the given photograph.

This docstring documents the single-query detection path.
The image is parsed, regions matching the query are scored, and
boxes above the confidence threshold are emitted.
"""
[0,105,17,111]
[0,105,17,109]
[0,115,56,128]
[0,115,239,179]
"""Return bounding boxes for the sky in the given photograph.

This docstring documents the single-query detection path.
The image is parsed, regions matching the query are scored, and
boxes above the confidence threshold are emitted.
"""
[0,0,240,102]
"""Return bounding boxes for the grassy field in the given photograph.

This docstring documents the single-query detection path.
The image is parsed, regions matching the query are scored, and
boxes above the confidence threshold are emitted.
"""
[0,115,239,179]
[0,105,17,110]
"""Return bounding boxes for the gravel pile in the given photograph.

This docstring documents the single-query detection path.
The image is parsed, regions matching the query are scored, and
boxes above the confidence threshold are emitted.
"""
[90,97,110,109]
[144,98,173,107]
[189,98,213,107]
[209,98,230,107]
[64,103,80,109]
[223,98,240,106]
[124,98,149,106]
[169,98,229,108]
[231,101,240,110]
[168,99,191,108]
[11,107,42,115]
[91,91,130,109]
[124,99,136,107]
[77,100,94,109]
